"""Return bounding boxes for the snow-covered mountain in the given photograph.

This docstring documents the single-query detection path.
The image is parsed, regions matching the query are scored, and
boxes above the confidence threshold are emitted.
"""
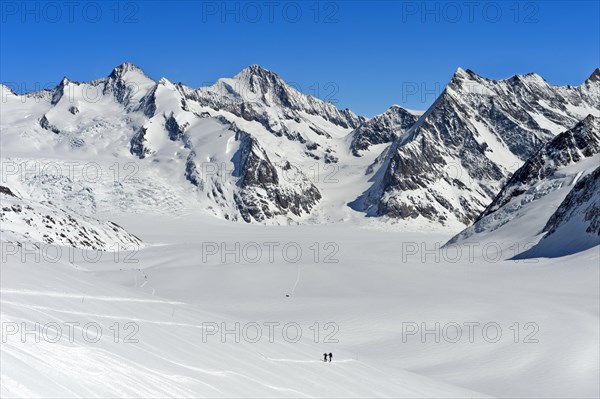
[1,64,598,227]
[477,114,600,220]
[348,105,420,156]
[520,165,600,258]
[1,63,375,223]
[353,68,599,227]
[190,64,364,132]
[446,114,600,257]
[0,185,142,250]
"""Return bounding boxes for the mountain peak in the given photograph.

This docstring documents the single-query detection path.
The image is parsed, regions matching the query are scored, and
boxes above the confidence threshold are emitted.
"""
[448,68,483,88]
[241,63,273,74]
[508,72,547,86]
[0,83,16,96]
[452,68,551,87]
[453,67,467,76]
[586,68,600,83]
[234,64,281,82]
[452,67,479,79]
[446,68,484,94]
[109,62,149,79]
[386,104,422,116]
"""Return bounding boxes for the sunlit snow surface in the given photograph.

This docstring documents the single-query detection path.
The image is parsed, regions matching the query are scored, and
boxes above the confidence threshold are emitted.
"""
[2,208,599,397]
[1,66,599,397]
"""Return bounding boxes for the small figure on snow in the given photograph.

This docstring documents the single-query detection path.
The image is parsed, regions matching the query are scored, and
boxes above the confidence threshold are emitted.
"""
[323,353,328,362]
[328,352,333,362]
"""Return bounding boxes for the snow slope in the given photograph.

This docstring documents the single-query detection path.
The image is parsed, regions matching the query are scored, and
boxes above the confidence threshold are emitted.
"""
[447,115,600,257]
[2,215,598,397]
[0,185,142,251]
[519,165,600,258]
[1,252,487,398]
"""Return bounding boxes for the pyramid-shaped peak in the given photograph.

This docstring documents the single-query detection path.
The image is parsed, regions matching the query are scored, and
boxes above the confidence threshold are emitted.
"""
[234,64,282,81]
[446,68,486,94]
[447,68,486,90]
[452,67,480,79]
[454,67,468,76]
[109,62,148,79]
[242,64,273,74]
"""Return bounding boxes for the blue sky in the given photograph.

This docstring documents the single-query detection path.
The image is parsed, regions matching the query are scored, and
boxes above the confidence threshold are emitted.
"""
[1,0,598,116]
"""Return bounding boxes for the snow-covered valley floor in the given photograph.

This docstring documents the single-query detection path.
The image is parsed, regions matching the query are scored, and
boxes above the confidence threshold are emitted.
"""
[1,65,598,396]
[2,212,598,398]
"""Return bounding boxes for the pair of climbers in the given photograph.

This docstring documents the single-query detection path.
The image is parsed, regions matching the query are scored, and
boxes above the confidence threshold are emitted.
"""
[323,352,333,362]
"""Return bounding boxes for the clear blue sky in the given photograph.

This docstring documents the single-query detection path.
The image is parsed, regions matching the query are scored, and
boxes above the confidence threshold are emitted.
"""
[1,0,598,116]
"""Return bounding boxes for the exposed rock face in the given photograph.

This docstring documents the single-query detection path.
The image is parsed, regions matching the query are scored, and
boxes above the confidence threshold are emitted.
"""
[479,115,600,219]
[231,129,321,222]
[51,77,70,105]
[4,63,599,226]
[350,105,419,155]
[543,166,600,238]
[102,62,156,111]
[446,115,600,246]
[116,65,355,223]
[178,117,323,223]
[0,185,17,197]
[0,186,143,250]
[355,68,600,227]
[165,113,189,141]
[185,64,364,135]
[506,166,600,259]
[130,127,151,158]
[40,115,60,134]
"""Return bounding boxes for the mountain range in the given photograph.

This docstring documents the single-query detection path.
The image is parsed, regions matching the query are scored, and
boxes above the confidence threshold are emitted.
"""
[1,63,598,256]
